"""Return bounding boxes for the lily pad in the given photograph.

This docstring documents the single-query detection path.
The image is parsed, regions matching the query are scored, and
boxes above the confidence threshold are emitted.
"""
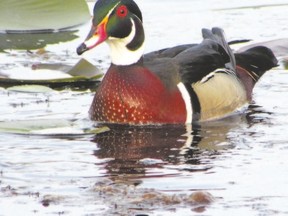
[7,85,55,93]
[67,58,103,79]
[0,77,101,91]
[0,59,103,90]
[0,119,110,136]
[0,30,79,51]
[279,56,288,70]
[0,0,90,32]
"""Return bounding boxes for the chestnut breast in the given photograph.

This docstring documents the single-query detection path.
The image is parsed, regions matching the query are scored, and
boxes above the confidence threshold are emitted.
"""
[89,64,186,124]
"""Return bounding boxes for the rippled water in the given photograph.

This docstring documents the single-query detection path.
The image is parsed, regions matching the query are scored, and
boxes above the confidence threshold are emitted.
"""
[1,0,288,215]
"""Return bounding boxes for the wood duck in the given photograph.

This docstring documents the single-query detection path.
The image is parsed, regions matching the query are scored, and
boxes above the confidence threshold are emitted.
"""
[77,0,278,124]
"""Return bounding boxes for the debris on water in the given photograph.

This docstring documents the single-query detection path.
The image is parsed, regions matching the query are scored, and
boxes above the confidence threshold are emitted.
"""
[187,191,215,204]
[1,185,18,196]
[91,179,215,214]
[35,48,47,55]
[41,195,66,207]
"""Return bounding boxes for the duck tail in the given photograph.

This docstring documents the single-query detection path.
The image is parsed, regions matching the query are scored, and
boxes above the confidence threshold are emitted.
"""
[202,27,236,71]
[234,46,278,81]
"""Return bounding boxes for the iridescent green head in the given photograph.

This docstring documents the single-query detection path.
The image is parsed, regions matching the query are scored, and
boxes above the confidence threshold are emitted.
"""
[77,0,144,58]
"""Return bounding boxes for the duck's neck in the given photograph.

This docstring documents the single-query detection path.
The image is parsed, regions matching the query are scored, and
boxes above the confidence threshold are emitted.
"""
[106,17,145,66]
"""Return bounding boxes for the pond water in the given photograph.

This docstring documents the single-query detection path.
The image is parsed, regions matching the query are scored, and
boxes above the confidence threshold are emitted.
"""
[1,0,288,215]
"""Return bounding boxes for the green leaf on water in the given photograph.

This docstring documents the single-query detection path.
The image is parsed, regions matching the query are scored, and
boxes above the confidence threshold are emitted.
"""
[0,77,101,91]
[0,59,103,90]
[0,119,70,134]
[0,0,90,50]
[67,59,104,79]
[86,126,110,134]
[0,0,90,32]
[0,119,110,135]
[7,85,55,93]
[0,31,79,51]
[0,59,104,90]
[279,56,288,70]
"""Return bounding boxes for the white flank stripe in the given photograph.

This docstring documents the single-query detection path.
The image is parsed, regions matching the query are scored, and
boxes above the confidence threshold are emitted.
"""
[177,82,193,124]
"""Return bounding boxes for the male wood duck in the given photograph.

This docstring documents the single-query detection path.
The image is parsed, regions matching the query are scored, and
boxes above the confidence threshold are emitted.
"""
[77,0,278,124]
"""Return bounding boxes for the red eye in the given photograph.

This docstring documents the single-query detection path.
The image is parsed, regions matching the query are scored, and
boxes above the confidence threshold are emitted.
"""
[116,5,128,18]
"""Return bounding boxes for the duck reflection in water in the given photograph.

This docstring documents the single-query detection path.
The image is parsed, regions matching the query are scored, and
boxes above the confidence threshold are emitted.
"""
[92,113,255,177]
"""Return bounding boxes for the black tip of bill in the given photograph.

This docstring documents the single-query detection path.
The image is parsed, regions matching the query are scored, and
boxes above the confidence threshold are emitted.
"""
[77,43,88,55]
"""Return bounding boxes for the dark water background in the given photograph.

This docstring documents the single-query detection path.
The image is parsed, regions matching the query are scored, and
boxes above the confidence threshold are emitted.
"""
[1,0,288,215]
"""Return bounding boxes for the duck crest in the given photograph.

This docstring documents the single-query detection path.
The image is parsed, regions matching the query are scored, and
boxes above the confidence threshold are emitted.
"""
[89,64,186,124]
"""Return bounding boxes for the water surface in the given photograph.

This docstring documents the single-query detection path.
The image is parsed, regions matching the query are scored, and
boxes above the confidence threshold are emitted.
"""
[1,0,288,215]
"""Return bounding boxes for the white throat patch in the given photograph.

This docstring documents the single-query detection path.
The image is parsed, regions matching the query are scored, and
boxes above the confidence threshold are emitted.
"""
[106,18,144,66]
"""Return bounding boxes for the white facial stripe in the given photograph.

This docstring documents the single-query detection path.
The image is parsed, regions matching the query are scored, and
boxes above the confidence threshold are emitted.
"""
[110,17,136,45]
[84,3,120,49]
[177,82,193,124]
[107,18,144,65]
[107,2,121,17]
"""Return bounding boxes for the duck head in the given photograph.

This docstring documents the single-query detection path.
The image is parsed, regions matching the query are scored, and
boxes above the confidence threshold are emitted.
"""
[77,0,145,65]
